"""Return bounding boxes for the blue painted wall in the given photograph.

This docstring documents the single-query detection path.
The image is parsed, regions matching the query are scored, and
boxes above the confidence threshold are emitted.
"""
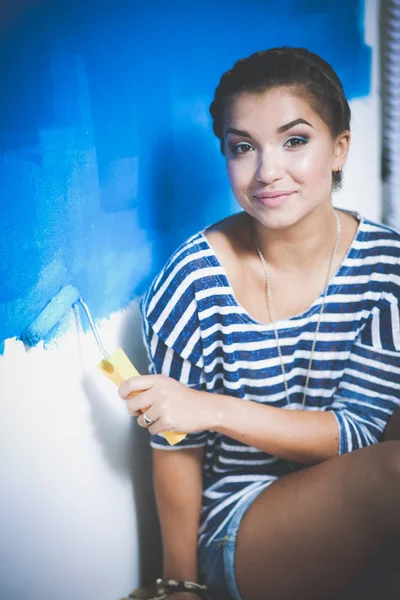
[0,0,371,353]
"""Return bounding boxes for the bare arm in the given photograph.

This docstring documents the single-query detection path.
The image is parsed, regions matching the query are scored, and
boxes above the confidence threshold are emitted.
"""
[211,394,339,464]
[152,445,204,582]
[123,378,340,465]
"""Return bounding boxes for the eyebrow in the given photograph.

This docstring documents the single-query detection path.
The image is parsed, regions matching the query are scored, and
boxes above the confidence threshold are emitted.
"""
[225,118,313,138]
[277,118,313,134]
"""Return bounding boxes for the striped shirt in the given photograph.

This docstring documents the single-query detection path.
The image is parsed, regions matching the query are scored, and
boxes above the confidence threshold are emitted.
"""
[141,211,400,550]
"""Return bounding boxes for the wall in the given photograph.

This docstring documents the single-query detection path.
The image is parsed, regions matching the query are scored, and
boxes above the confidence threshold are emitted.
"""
[0,1,379,599]
[380,0,400,227]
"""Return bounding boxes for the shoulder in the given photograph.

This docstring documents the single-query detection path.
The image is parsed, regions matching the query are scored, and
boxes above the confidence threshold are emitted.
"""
[351,216,400,277]
[356,216,400,250]
[141,229,221,322]
[153,231,213,288]
[352,217,400,346]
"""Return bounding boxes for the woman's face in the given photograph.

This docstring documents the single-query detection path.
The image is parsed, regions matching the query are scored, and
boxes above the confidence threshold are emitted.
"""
[223,88,350,230]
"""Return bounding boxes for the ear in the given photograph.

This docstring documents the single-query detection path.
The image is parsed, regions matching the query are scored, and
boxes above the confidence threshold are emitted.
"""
[333,130,351,171]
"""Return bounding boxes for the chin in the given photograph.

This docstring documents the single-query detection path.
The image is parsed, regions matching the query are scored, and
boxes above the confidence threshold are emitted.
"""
[246,197,328,231]
[260,216,299,230]
[237,193,313,230]
[252,207,306,230]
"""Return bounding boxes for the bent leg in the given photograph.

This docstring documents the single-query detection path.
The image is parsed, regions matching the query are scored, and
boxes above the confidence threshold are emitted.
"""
[235,441,400,600]
[383,407,400,442]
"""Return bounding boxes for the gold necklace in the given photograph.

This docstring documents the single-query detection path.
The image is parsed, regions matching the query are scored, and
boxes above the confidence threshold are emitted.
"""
[253,211,341,409]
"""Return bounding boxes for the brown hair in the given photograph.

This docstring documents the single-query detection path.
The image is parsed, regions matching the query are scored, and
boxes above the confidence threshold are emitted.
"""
[209,47,351,189]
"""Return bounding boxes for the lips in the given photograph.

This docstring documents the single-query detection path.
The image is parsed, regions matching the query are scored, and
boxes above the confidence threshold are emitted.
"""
[253,191,296,208]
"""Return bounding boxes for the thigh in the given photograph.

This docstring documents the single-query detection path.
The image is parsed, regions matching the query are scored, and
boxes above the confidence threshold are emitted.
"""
[235,441,400,600]
[383,407,400,441]
[332,540,400,600]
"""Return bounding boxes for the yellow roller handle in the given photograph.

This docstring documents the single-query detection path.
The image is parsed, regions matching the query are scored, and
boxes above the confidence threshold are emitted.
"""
[97,347,186,446]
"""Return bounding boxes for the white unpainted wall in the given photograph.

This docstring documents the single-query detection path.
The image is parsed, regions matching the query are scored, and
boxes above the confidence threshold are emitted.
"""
[0,305,161,600]
[0,2,382,599]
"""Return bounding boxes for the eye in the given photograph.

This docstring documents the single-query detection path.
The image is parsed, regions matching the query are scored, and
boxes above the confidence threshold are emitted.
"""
[284,136,309,149]
[230,142,254,155]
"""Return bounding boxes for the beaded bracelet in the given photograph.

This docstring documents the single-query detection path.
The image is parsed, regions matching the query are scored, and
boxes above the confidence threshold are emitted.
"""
[156,578,213,599]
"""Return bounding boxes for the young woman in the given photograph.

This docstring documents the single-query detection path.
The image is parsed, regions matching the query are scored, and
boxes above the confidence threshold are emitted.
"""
[119,48,400,600]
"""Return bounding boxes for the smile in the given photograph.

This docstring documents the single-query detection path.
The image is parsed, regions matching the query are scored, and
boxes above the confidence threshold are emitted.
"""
[253,191,296,208]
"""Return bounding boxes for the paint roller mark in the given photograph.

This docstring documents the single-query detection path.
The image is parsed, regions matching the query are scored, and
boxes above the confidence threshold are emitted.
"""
[0,0,371,353]
[19,285,80,347]
[0,12,53,152]
[99,157,139,213]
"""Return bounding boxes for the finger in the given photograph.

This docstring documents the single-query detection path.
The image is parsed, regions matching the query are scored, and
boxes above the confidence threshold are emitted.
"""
[137,409,158,429]
[148,420,169,436]
[118,375,159,399]
[126,391,154,414]
[126,401,143,418]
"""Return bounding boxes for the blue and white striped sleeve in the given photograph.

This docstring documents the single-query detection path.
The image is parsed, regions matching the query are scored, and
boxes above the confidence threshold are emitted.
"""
[329,300,400,454]
[142,322,208,450]
[140,251,208,450]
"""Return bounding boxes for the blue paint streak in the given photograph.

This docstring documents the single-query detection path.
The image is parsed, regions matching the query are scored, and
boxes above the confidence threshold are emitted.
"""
[19,285,80,346]
[0,0,371,353]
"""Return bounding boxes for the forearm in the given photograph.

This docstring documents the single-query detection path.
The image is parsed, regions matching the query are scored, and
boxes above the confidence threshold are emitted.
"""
[207,393,339,463]
[152,446,204,581]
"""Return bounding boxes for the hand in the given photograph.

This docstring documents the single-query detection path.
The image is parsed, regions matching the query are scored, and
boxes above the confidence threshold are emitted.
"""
[118,375,214,435]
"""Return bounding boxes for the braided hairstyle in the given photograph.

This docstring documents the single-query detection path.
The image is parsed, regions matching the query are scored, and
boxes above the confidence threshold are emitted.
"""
[209,47,351,190]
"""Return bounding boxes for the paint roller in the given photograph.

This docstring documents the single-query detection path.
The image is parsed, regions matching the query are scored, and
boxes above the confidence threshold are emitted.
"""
[19,285,186,446]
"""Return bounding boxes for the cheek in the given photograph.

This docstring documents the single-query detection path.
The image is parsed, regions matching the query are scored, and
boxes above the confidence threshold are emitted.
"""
[226,160,244,191]
[287,146,333,184]
[226,157,255,191]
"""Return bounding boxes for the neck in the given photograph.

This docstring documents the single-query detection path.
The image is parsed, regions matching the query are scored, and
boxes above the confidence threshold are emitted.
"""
[252,204,339,272]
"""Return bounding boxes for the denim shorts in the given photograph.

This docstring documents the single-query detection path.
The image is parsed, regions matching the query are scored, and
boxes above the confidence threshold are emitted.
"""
[198,484,270,600]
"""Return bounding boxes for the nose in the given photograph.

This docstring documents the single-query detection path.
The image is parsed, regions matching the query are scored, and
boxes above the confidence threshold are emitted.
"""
[255,146,284,184]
